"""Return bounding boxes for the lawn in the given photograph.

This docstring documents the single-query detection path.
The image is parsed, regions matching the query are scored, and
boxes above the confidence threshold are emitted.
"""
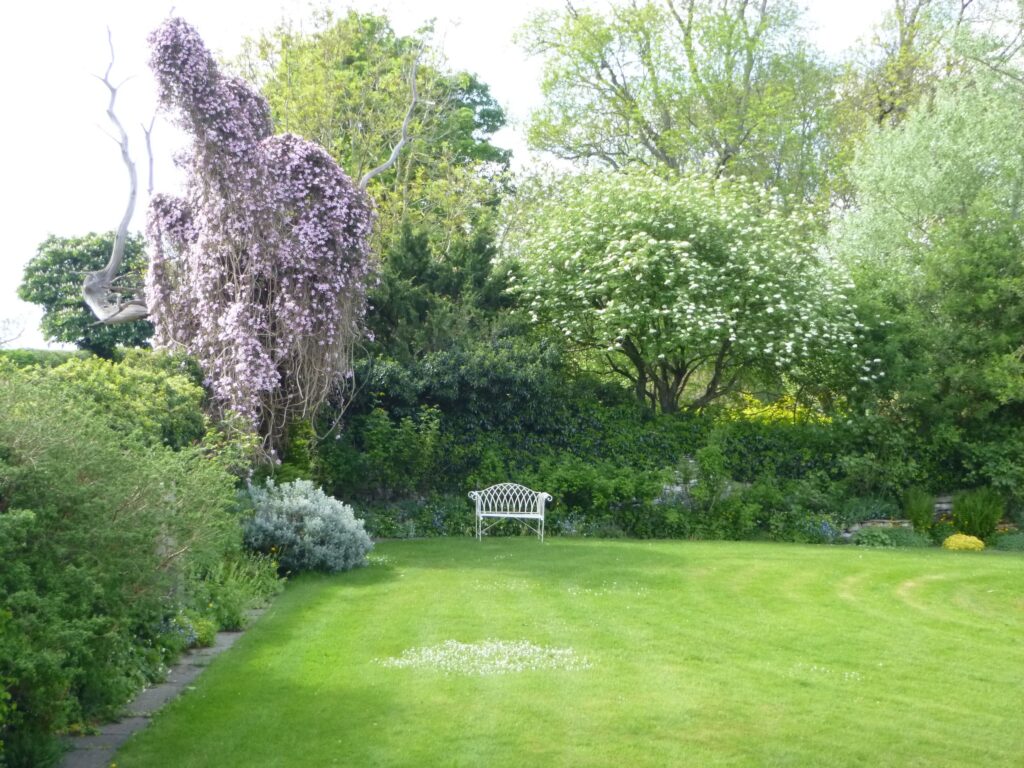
[114,539,1024,767]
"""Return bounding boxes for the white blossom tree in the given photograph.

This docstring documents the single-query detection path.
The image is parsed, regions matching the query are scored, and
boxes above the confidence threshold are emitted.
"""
[506,170,866,411]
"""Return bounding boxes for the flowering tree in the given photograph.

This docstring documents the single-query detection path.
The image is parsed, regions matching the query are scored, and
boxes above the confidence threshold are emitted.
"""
[507,170,864,412]
[144,18,376,456]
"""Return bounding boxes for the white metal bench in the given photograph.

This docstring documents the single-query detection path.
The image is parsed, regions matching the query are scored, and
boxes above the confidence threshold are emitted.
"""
[469,483,553,542]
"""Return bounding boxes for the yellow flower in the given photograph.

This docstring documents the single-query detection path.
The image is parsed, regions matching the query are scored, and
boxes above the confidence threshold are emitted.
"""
[943,533,985,551]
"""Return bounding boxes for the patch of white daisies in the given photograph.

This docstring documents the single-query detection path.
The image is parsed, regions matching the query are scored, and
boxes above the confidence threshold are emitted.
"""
[376,640,592,676]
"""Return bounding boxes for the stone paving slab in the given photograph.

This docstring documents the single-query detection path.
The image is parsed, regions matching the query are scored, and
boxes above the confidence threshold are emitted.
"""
[60,610,264,768]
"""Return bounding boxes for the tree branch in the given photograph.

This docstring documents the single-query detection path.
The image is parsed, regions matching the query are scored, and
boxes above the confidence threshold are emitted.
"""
[591,23,678,169]
[359,54,420,190]
[82,28,149,325]
[689,338,733,409]
[143,115,156,196]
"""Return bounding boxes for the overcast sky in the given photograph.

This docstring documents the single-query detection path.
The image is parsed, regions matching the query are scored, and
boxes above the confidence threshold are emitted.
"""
[1,0,890,349]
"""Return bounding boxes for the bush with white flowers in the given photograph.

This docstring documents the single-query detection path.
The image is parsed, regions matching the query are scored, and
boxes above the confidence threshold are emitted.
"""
[244,479,373,573]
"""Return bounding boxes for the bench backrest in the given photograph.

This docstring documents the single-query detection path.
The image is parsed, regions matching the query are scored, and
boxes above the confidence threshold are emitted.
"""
[469,483,551,514]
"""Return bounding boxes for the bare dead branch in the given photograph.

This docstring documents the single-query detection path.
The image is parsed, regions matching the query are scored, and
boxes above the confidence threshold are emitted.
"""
[359,54,420,190]
[143,115,156,195]
[0,320,23,348]
[82,28,149,325]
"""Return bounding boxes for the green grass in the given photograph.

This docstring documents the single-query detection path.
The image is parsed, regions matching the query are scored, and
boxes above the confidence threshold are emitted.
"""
[115,539,1024,767]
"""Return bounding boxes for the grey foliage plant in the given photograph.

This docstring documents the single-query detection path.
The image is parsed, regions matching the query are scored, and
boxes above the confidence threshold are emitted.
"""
[244,479,373,573]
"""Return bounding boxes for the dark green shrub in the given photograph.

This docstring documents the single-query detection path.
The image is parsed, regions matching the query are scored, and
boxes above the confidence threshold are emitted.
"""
[526,455,668,538]
[736,479,787,520]
[904,487,935,533]
[359,495,476,539]
[769,508,839,543]
[953,487,1005,540]
[886,527,933,547]
[929,517,958,546]
[714,416,842,482]
[0,363,241,766]
[993,532,1024,552]
[1009,502,1024,529]
[853,528,895,548]
[0,679,11,759]
[667,445,761,540]
[316,407,440,500]
[317,339,706,502]
[855,527,931,548]
[961,426,1024,505]
[838,496,900,529]
[835,413,929,498]
[361,407,440,498]
[755,475,842,543]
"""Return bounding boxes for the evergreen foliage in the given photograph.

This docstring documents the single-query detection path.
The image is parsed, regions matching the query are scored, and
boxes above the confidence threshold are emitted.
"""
[0,360,242,766]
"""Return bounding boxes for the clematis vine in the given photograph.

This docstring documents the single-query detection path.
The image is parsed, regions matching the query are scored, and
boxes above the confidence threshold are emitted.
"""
[145,17,374,456]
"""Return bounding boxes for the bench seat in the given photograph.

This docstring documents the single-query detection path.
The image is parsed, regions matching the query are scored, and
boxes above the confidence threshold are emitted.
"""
[469,483,552,541]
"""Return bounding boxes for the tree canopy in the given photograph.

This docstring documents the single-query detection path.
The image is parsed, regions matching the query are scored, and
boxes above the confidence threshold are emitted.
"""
[237,10,510,243]
[835,54,1024,490]
[519,0,845,206]
[237,10,513,363]
[507,169,865,412]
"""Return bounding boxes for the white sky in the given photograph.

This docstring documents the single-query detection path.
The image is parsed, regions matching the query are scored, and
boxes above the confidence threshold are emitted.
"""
[0,0,890,349]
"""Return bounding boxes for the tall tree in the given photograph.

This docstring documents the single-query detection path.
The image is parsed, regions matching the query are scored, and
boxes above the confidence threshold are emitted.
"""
[236,10,510,250]
[507,169,864,412]
[237,10,514,362]
[836,0,1023,135]
[835,51,1024,492]
[520,0,843,206]
[145,17,375,456]
[18,233,153,357]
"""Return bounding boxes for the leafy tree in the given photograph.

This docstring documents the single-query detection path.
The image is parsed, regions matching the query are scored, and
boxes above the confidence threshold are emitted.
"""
[18,233,153,357]
[237,10,514,362]
[365,214,513,361]
[851,0,952,128]
[519,0,845,206]
[843,0,1023,129]
[507,169,864,412]
[145,17,373,457]
[239,10,509,172]
[237,10,510,248]
[835,58,1024,493]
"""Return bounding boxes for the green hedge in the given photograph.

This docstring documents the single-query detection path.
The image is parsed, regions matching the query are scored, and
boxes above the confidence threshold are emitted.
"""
[0,357,262,767]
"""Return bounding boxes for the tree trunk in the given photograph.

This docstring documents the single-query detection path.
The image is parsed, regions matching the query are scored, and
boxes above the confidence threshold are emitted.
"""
[653,374,680,413]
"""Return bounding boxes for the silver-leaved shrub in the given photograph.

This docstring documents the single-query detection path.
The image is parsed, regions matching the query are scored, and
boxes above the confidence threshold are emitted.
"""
[244,479,373,573]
